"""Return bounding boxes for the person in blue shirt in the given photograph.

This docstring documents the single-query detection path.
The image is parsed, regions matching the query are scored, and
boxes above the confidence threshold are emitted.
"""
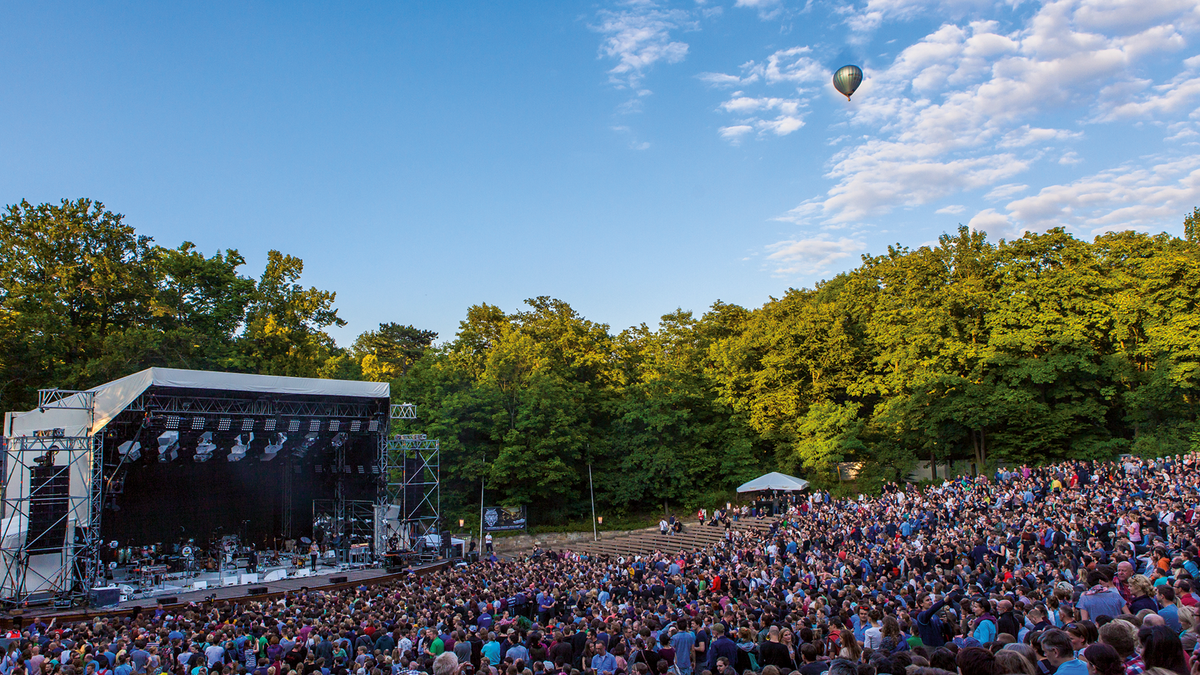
[588,640,617,675]
[970,599,997,644]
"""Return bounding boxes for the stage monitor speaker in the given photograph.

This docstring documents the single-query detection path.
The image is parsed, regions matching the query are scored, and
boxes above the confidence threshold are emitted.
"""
[328,576,348,584]
[247,587,268,596]
[27,464,69,553]
[157,596,179,605]
[88,587,121,608]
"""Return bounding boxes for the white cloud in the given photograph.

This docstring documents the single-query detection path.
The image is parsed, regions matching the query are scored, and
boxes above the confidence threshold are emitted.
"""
[1002,154,1200,234]
[985,183,1029,200]
[734,0,785,20]
[593,5,696,91]
[967,208,1021,240]
[765,236,866,275]
[719,125,755,143]
[936,204,967,214]
[766,0,1200,228]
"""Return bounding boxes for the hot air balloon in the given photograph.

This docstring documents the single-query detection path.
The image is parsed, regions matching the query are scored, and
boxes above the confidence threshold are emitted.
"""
[833,65,863,100]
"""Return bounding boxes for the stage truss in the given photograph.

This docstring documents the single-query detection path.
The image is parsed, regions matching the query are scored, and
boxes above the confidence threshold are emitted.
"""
[0,390,103,606]
[381,404,441,546]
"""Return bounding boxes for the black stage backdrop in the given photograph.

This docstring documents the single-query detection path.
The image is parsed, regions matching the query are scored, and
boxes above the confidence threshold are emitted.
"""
[104,441,377,549]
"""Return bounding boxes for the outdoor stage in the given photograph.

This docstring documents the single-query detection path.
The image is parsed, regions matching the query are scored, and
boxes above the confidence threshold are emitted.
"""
[0,367,443,608]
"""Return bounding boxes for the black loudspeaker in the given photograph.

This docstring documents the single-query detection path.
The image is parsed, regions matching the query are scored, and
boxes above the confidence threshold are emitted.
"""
[403,458,422,519]
[157,596,179,605]
[27,464,69,553]
[247,587,268,596]
[328,576,348,584]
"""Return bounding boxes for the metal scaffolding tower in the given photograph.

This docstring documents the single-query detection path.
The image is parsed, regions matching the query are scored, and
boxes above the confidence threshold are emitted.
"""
[0,390,103,606]
[381,404,440,546]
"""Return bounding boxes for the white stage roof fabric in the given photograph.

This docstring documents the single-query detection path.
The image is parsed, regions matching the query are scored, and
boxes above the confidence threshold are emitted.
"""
[7,367,389,437]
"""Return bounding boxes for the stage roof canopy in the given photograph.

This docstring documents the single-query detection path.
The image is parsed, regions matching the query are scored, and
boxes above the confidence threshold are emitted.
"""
[6,367,390,438]
[736,471,810,493]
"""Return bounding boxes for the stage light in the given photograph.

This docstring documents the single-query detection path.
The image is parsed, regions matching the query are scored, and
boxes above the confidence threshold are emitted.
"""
[191,417,205,430]
[367,420,379,432]
[195,432,216,462]
[264,419,277,432]
[118,441,142,462]
[228,433,252,462]
[350,420,361,432]
[330,432,348,448]
[262,433,286,462]
[217,418,232,432]
[329,420,340,432]
[293,432,318,458]
[157,431,179,462]
[308,420,320,432]
[241,419,254,432]
[166,416,181,430]
[288,419,301,432]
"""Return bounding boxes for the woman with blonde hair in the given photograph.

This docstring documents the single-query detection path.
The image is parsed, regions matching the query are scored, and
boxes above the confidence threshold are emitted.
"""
[1129,575,1158,614]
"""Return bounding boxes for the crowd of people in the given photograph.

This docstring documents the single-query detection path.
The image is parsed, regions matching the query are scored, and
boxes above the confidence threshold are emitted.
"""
[5,455,1200,675]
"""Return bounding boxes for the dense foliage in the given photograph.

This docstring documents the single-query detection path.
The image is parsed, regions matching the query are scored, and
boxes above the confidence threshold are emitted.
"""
[7,199,1200,525]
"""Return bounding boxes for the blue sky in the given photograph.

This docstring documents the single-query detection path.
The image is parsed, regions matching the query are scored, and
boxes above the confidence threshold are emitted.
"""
[4,1,1199,345]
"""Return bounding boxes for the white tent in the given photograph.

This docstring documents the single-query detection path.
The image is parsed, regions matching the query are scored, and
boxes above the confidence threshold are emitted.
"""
[736,471,810,493]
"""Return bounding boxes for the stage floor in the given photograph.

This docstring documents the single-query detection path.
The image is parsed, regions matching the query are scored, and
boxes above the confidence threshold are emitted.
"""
[13,560,450,622]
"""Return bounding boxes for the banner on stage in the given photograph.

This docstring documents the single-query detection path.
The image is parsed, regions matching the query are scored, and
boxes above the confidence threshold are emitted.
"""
[482,506,526,532]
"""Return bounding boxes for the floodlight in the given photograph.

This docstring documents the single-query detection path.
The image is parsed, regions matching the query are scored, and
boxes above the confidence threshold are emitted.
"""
[308,420,320,432]
[264,419,277,432]
[367,419,379,432]
[165,416,181,430]
[262,433,286,462]
[293,432,318,458]
[191,417,205,430]
[217,418,232,432]
[288,420,300,432]
[228,433,252,462]
[241,419,254,432]
[329,420,340,432]
[118,440,142,462]
[157,431,179,462]
[195,432,216,462]
[350,420,361,432]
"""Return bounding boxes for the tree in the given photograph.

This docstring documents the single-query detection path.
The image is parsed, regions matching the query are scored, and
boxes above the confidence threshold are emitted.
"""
[351,323,438,382]
[237,251,346,377]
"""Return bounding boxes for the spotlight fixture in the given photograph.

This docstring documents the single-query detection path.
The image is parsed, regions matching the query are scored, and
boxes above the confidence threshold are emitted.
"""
[293,432,318,458]
[261,433,286,462]
[194,432,216,462]
[118,440,142,462]
[157,431,179,463]
[330,432,348,448]
[228,433,252,462]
